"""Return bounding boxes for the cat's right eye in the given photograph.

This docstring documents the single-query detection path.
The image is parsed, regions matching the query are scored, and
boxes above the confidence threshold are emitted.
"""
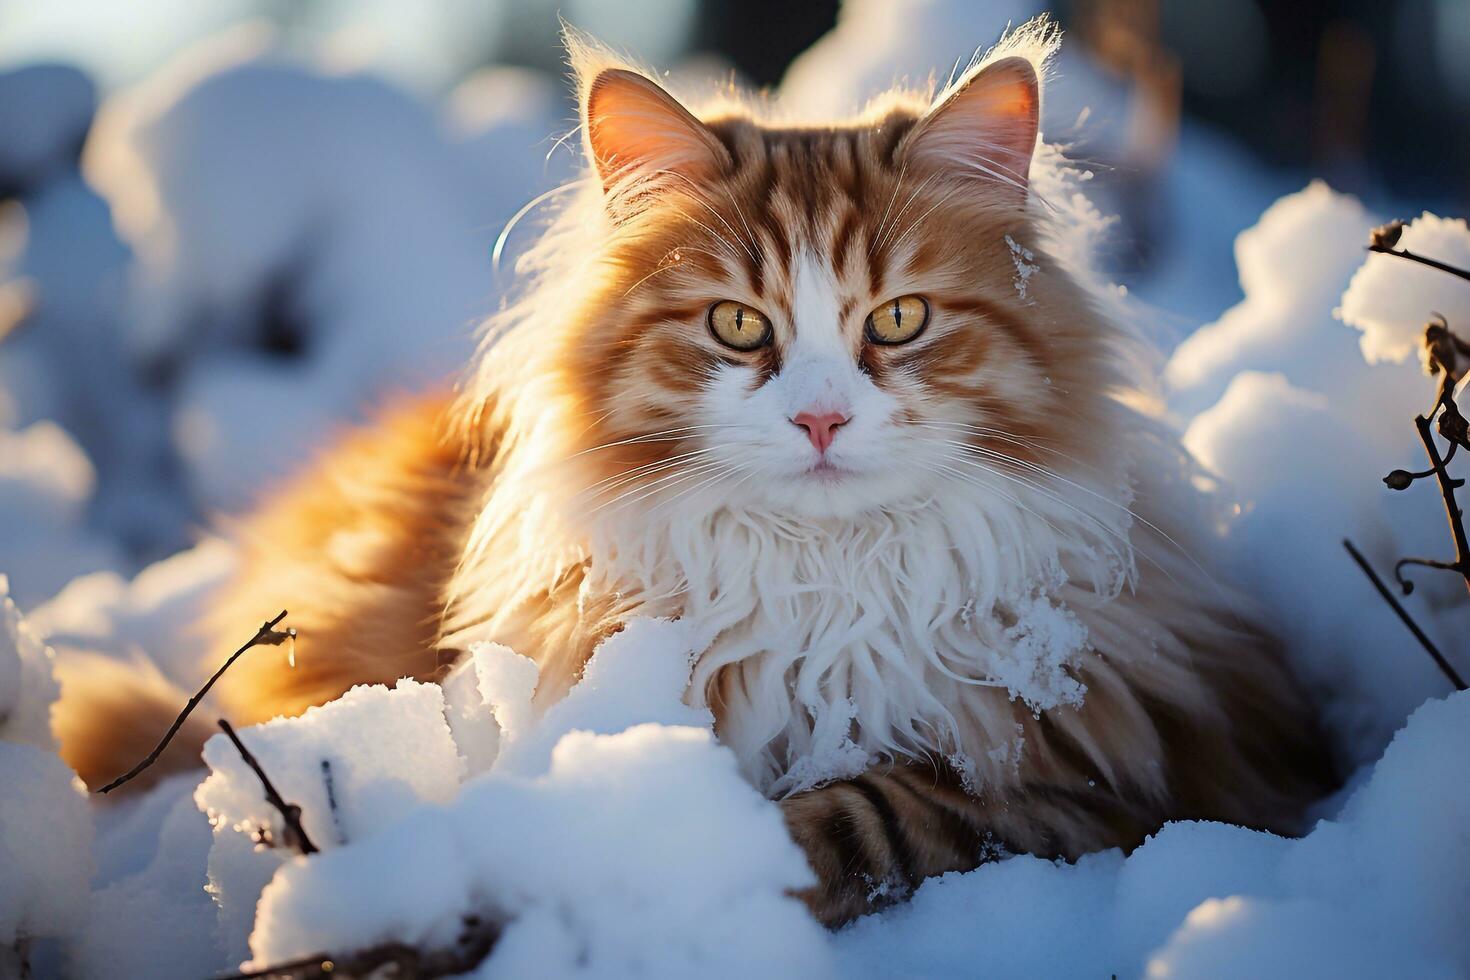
[708,301,772,351]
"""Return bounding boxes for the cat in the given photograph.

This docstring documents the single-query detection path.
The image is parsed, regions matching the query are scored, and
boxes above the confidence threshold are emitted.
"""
[56,23,1336,926]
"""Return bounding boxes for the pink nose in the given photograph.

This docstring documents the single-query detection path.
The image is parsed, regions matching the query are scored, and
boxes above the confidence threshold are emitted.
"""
[791,410,849,453]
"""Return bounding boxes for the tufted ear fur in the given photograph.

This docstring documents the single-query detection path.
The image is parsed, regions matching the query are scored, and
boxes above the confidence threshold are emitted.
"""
[899,55,1040,193]
[581,68,730,195]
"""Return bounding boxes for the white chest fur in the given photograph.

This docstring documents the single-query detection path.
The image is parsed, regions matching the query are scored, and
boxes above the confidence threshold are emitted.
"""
[585,482,1137,796]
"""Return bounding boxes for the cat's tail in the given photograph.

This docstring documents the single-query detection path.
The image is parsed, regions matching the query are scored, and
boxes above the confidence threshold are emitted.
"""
[53,651,213,793]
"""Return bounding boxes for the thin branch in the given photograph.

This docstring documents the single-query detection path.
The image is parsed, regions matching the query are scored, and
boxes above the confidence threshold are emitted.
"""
[1386,318,1470,597]
[1383,439,1458,491]
[321,759,346,846]
[217,719,318,856]
[98,611,296,794]
[1344,539,1468,691]
[1408,391,1470,599]
[7,937,32,980]
[1367,243,1470,283]
[216,915,500,980]
[1394,556,1463,592]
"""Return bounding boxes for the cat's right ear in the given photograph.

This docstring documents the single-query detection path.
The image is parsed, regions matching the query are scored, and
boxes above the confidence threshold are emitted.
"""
[582,69,730,196]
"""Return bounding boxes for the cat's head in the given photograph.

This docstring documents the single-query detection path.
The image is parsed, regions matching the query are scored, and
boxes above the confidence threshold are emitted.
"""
[549,35,1123,523]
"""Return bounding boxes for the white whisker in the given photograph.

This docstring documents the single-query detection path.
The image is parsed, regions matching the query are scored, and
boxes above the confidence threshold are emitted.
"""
[492,179,588,275]
[653,169,762,267]
[873,173,938,257]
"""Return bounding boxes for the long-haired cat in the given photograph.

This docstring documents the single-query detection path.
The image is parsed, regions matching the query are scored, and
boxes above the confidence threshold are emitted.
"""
[56,24,1336,926]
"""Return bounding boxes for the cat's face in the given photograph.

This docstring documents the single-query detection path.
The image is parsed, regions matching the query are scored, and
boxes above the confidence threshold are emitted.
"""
[561,59,1111,521]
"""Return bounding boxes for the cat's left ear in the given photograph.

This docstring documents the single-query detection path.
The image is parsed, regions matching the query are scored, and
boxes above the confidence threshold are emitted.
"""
[899,56,1039,193]
[582,68,731,195]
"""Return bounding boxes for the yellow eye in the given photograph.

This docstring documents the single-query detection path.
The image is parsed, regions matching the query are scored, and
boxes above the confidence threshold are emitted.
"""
[707,300,772,351]
[866,294,930,345]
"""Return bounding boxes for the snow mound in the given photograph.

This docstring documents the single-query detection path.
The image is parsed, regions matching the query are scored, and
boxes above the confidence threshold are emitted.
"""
[82,31,548,513]
[780,0,1048,120]
[834,691,1470,979]
[488,616,712,778]
[1165,180,1384,416]
[0,421,122,608]
[196,678,464,962]
[1167,182,1467,766]
[0,744,94,963]
[0,584,93,971]
[70,776,218,979]
[27,538,236,688]
[252,724,829,979]
[197,679,465,850]
[1339,212,1470,365]
[0,65,97,188]
[126,617,827,977]
[0,575,61,748]
[0,67,186,562]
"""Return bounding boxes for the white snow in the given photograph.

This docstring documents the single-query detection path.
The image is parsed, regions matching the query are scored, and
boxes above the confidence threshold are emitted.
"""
[0,576,61,747]
[440,641,537,778]
[252,724,831,979]
[0,421,122,609]
[1168,182,1468,767]
[0,744,94,962]
[0,65,96,186]
[1339,213,1470,366]
[1006,232,1039,300]
[489,617,711,778]
[994,592,1089,713]
[194,679,465,960]
[26,538,236,688]
[70,775,217,980]
[833,692,1470,980]
[0,582,93,971]
[196,679,465,851]
[168,618,825,977]
[66,27,562,520]
[0,61,188,566]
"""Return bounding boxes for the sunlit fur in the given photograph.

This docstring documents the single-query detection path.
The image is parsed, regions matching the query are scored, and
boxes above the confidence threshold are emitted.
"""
[436,24,1328,802]
[58,20,1335,926]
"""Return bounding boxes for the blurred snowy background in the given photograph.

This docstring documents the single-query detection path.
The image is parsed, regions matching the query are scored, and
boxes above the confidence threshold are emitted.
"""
[5,1,1470,977]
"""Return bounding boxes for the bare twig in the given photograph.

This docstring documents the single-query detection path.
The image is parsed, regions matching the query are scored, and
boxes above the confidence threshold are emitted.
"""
[217,915,501,980]
[1344,539,1467,691]
[1367,221,1470,282]
[98,611,296,794]
[1403,379,1470,598]
[1367,243,1470,283]
[321,759,346,846]
[217,719,318,855]
[5,937,33,980]
[1378,313,1470,597]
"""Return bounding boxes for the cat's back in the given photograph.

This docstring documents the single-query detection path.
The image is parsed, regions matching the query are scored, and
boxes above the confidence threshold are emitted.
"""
[204,388,486,724]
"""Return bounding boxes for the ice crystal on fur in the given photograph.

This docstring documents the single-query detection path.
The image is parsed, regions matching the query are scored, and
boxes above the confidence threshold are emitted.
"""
[1006,233,1039,300]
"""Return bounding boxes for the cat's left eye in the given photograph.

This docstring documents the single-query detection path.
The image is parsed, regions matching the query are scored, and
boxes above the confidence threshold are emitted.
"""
[866,295,930,345]
[708,300,772,351]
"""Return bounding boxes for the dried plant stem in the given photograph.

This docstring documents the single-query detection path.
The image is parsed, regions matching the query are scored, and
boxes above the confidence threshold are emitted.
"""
[1411,392,1470,598]
[1344,538,1467,691]
[217,719,318,855]
[98,611,295,794]
[1367,242,1470,282]
[217,916,500,980]
[321,758,346,846]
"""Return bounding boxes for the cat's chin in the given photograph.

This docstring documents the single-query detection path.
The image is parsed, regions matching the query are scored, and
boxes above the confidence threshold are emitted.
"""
[736,464,921,520]
[804,460,851,481]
